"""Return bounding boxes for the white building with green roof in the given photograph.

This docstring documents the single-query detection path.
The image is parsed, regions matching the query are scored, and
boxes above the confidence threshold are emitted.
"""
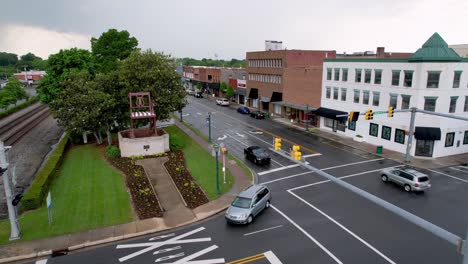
[319,33,468,158]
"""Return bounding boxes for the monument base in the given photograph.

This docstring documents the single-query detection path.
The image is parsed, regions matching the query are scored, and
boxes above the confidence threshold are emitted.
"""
[118,128,169,157]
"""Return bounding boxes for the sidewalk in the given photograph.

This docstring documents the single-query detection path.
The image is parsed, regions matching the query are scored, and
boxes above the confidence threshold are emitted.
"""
[0,121,253,264]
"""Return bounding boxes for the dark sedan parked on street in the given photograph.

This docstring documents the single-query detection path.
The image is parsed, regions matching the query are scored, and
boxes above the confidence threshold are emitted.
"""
[237,106,250,114]
[244,146,271,165]
[250,111,266,119]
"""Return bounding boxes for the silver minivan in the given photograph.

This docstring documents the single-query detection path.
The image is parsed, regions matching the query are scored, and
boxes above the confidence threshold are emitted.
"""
[380,167,431,192]
[225,185,271,224]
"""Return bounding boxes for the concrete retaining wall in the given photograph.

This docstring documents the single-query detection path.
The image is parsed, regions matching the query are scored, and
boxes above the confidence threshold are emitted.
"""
[118,132,169,157]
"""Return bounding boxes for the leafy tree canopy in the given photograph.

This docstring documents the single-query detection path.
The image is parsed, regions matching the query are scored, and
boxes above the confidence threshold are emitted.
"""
[226,85,235,99]
[91,29,138,73]
[176,57,245,68]
[0,52,18,66]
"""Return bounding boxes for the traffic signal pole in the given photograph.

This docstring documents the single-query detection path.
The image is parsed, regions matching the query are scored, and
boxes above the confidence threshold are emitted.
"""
[405,107,417,163]
[0,141,20,241]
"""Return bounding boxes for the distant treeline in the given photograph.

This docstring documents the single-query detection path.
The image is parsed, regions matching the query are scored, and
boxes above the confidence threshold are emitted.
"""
[0,52,48,78]
[176,57,245,68]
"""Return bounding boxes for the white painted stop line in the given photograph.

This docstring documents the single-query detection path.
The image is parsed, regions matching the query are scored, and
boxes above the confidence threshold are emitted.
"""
[264,251,283,264]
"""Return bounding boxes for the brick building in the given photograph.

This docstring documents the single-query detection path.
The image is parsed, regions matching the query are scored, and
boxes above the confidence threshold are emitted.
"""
[246,49,336,125]
[183,66,221,95]
[13,70,46,84]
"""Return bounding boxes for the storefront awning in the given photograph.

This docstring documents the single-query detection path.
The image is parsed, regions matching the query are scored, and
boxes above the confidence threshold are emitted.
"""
[260,97,271,102]
[314,107,348,121]
[271,92,282,102]
[272,101,315,111]
[414,127,441,140]
[248,88,258,99]
[236,88,246,96]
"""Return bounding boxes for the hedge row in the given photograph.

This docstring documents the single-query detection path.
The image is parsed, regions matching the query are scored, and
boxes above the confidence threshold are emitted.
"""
[0,96,39,119]
[20,134,69,211]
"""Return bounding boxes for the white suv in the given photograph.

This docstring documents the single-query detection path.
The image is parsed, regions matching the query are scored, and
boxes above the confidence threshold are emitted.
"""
[216,98,230,106]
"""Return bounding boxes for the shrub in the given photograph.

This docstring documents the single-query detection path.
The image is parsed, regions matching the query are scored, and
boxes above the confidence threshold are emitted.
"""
[20,135,69,211]
[105,145,121,158]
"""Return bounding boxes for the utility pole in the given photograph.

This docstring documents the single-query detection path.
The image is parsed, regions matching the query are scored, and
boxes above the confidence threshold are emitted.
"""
[207,112,212,143]
[405,107,417,163]
[0,141,20,241]
[212,143,220,196]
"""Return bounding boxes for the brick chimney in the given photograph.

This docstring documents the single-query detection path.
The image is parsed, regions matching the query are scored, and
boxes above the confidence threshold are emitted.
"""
[376,47,385,58]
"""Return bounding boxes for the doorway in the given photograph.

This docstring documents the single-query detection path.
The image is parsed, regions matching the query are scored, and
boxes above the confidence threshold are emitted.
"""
[415,139,434,157]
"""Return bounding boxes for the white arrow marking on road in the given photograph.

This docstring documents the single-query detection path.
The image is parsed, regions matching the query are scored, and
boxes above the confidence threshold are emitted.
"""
[217,135,227,140]
[197,112,202,115]
[249,131,264,135]
[155,252,185,262]
[153,246,181,255]
[149,233,175,241]
[236,132,245,138]
[182,114,190,117]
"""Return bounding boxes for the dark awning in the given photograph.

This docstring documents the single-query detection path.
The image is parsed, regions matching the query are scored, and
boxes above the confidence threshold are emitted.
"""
[248,88,258,99]
[236,88,246,96]
[271,92,282,102]
[314,107,348,121]
[414,127,441,140]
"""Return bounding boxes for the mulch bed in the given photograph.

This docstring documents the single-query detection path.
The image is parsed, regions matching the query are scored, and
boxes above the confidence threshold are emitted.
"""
[107,156,163,219]
[164,150,209,209]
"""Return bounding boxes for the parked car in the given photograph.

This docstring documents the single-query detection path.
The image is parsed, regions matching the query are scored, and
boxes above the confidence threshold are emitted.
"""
[237,106,250,114]
[195,92,203,98]
[380,167,431,192]
[250,111,266,119]
[244,146,270,165]
[216,98,230,106]
[225,184,271,224]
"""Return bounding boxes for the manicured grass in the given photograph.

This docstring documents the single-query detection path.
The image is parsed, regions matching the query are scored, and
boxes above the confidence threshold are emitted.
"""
[164,125,234,200]
[0,145,133,244]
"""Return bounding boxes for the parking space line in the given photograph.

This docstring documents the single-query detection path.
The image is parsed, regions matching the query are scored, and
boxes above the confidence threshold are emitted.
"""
[457,165,468,171]
[449,167,467,173]
[35,260,47,264]
[271,205,343,264]
[264,251,283,264]
[303,153,322,158]
[321,158,385,171]
[243,225,283,236]
[427,169,468,183]
[262,171,313,184]
[258,164,300,175]
[288,191,396,264]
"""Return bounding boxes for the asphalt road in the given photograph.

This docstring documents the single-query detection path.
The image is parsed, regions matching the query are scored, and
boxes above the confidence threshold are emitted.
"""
[31,96,468,264]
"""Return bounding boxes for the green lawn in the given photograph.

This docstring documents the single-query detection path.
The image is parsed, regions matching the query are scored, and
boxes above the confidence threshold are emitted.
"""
[164,125,234,200]
[0,145,132,244]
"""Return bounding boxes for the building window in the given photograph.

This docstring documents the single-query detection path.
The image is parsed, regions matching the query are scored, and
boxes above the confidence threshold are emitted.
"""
[324,118,333,128]
[334,68,340,81]
[348,121,356,131]
[404,70,413,87]
[342,68,348,82]
[449,96,458,113]
[453,71,462,88]
[464,131,468,145]
[363,90,370,105]
[427,71,441,88]
[326,87,331,99]
[465,96,468,112]
[372,91,380,106]
[395,129,405,144]
[327,68,332,80]
[364,69,371,83]
[355,69,362,82]
[274,104,281,114]
[341,88,347,101]
[424,97,437,112]
[374,70,382,84]
[252,99,258,108]
[392,70,400,86]
[389,94,398,109]
[369,123,379,137]
[401,95,411,109]
[445,132,455,147]
[333,87,339,100]
[354,89,360,103]
[382,126,391,140]
[337,120,346,132]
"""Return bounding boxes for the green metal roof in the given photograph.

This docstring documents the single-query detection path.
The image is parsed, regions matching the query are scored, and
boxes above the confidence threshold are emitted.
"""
[409,33,461,62]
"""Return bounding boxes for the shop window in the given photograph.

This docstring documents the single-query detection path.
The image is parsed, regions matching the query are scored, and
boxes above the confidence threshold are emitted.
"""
[445,132,455,147]
[381,126,391,140]
[395,129,405,144]
[369,123,379,137]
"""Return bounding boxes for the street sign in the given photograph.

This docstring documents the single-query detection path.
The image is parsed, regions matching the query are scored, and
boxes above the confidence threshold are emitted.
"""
[374,111,386,115]
[47,192,52,209]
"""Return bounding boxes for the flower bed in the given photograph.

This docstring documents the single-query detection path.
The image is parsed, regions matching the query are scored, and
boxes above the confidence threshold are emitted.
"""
[107,157,163,219]
[164,150,209,209]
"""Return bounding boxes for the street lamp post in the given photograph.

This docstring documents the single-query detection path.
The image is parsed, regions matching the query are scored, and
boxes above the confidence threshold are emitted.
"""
[212,143,220,196]
[0,141,20,241]
[207,112,212,143]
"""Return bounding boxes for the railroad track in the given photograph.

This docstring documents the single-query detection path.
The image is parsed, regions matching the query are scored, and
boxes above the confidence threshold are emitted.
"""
[0,103,51,145]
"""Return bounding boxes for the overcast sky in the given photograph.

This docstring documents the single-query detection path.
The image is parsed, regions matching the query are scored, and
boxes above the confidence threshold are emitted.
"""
[1,0,467,60]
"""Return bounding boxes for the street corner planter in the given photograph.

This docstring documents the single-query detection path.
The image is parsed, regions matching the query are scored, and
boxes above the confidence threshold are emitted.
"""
[353,135,365,143]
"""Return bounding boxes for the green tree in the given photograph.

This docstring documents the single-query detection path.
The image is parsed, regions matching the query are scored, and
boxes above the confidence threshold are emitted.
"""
[196,82,202,91]
[91,29,138,73]
[0,52,18,66]
[31,59,48,70]
[226,85,235,99]
[38,48,94,103]
[3,77,27,104]
[0,89,16,110]
[220,82,227,94]
[119,50,186,120]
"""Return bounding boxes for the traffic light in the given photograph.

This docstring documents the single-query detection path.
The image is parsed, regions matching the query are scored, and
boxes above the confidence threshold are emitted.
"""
[274,137,282,151]
[349,111,360,122]
[365,109,373,120]
[221,147,227,154]
[388,106,394,117]
[292,145,301,160]
[294,150,302,161]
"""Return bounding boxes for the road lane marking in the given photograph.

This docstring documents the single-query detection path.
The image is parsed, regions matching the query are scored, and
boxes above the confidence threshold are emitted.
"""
[271,205,343,264]
[457,166,468,171]
[427,169,468,183]
[321,158,385,171]
[226,253,265,264]
[258,164,300,175]
[197,112,202,115]
[449,167,467,173]
[243,225,283,236]
[217,135,227,140]
[236,132,245,138]
[264,251,283,264]
[288,165,405,191]
[155,252,185,262]
[149,233,175,241]
[303,153,322,158]
[262,171,314,184]
[35,260,47,264]
[153,245,181,255]
[171,245,224,264]
[288,191,396,264]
